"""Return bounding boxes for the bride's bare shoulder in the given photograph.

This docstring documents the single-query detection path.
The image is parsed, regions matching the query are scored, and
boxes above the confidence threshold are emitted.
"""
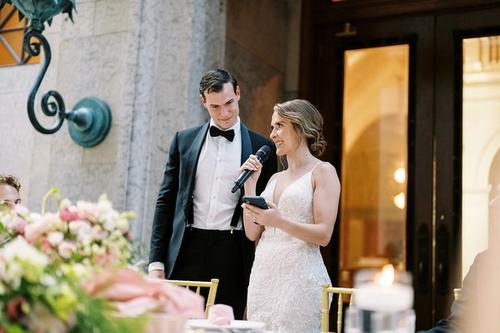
[312,162,340,187]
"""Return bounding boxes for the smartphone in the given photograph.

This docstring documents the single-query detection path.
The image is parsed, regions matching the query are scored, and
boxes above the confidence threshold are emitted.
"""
[242,195,269,209]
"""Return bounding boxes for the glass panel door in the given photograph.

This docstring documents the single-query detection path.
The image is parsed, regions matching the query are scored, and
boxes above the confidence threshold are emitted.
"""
[339,45,409,287]
[462,35,500,279]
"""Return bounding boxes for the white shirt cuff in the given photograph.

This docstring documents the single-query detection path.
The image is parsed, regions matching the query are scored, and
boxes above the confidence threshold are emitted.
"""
[148,261,165,272]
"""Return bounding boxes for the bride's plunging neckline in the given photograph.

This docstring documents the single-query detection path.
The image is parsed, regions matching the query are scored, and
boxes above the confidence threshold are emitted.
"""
[271,162,322,205]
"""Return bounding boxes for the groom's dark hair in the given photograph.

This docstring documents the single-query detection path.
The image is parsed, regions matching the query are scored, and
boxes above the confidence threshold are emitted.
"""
[199,69,238,99]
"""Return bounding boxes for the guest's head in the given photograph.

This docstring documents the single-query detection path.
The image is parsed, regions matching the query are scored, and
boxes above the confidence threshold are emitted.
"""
[0,174,21,209]
[270,99,326,157]
[199,69,240,130]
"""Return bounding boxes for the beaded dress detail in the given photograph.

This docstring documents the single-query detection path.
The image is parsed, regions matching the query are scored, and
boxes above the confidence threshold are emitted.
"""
[247,165,331,333]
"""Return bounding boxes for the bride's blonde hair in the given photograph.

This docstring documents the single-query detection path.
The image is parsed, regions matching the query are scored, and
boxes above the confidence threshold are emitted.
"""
[273,99,326,157]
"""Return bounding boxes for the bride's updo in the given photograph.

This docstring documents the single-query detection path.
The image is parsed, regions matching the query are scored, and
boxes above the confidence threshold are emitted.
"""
[273,99,327,157]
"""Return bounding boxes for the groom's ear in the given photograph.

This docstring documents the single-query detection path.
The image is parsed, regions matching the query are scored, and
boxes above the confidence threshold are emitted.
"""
[235,85,241,100]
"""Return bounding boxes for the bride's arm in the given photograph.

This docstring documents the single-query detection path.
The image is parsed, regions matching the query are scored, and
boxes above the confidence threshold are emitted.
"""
[243,163,340,247]
[242,173,280,241]
[241,159,278,241]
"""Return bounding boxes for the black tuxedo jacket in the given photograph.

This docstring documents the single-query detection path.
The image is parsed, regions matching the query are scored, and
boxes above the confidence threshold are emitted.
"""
[149,122,277,277]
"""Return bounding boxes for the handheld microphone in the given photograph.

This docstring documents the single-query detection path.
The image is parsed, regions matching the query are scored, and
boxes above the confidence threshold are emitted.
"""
[231,145,271,193]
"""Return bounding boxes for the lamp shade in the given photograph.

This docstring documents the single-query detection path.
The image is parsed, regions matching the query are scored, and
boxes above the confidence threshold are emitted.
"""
[0,0,76,31]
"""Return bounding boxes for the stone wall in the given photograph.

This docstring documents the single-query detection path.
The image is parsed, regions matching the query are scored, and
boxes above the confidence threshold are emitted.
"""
[0,0,301,261]
[226,0,301,137]
[0,0,226,251]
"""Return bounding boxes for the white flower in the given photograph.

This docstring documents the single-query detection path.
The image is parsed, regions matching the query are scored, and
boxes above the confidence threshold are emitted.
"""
[91,225,107,240]
[1,237,49,268]
[0,237,49,287]
[24,213,60,242]
[97,198,112,214]
[58,241,75,259]
[47,232,64,247]
[76,201,99,221]
[2,261,23,288]
[68,220,92,241]
[40,274,57,287]
[59,198,72,209]
[71,263,88,276]
[115,218,129,233]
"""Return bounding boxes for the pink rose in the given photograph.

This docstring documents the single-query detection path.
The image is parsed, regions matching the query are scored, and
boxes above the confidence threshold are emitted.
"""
[84,268,204,319]
[59,207,80,222]
[24,220,52,243]
[76,201,99,223]
[7,215,28,234]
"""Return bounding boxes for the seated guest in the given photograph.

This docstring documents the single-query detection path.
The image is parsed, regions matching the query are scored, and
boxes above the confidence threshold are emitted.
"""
[419,184,500,333]
[0,174,22,209]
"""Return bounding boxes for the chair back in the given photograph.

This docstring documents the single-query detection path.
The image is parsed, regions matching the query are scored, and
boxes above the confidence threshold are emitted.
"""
[321,284,354,333]
[167,278,219,317]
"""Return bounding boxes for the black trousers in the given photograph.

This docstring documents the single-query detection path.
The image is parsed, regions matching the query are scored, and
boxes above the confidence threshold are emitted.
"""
[170,228,250,319]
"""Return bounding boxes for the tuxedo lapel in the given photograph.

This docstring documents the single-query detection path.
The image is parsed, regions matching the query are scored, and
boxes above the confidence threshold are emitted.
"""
[183,123,209,199]
[238,124,253,198]
[240,123,252,165]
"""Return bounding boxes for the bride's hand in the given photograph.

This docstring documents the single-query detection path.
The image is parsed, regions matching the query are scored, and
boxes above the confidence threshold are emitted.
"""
[242,202,282,228]
[240,155,262,185]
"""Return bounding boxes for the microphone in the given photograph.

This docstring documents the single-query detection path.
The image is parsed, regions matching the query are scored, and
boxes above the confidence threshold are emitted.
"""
[231,145,271,193]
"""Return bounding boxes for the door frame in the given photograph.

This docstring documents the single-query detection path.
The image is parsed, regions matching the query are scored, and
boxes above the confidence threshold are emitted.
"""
[434,5,500,313]
[301,0,500,329]
[310,15,436,328]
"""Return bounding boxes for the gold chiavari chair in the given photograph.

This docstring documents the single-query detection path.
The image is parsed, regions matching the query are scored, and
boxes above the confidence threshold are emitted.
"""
[453,288,462,301]
[321,284,354,333]
[167,278,219,317]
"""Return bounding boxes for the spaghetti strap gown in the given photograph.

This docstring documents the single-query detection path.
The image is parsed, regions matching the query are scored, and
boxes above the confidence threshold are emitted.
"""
[247,165,331,333]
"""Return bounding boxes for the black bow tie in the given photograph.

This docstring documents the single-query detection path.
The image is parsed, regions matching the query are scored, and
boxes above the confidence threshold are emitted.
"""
[209,126,235,142]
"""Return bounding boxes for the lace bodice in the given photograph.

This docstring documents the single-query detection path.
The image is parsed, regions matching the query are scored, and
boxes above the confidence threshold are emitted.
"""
[247,166,331,333]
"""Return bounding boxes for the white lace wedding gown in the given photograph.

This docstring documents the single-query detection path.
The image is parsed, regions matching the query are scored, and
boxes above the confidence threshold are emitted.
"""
[247,166,331,333]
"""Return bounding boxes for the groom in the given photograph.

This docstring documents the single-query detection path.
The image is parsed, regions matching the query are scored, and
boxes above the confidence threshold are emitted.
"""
[148,69,276,318]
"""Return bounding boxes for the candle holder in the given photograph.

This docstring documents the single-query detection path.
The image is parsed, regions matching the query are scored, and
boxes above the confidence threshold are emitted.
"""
[345,265,415,333]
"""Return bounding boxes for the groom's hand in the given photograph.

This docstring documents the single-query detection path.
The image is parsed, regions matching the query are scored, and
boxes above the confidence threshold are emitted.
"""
[148,269,165,279]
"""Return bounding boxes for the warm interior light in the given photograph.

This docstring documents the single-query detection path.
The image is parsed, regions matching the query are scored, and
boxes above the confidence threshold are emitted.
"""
[394,168,406,184]
[393,192,406,210]
[378,264,395,287]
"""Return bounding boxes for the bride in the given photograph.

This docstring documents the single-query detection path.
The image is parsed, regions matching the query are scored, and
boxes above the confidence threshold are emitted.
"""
[241,99,341,333]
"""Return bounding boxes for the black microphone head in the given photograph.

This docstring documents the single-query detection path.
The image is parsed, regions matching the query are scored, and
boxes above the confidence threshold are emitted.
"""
[255,145,271,162]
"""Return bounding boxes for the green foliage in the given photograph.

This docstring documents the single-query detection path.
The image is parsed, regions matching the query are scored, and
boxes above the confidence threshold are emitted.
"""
[70,292,146,333]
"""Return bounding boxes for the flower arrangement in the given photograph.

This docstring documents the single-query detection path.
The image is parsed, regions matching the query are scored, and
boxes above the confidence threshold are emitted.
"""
[0,236,144,333]
[0,189,133,271]
[0,189,204,333]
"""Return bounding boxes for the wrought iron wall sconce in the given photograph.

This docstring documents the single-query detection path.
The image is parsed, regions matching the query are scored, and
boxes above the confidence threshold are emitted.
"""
[0,0,111,147]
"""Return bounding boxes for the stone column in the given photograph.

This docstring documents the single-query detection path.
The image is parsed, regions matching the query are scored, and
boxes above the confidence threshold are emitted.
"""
[123,0,227,250]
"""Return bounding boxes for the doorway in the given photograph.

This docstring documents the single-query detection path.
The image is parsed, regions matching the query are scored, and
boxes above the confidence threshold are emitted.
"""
[303,1,500,329]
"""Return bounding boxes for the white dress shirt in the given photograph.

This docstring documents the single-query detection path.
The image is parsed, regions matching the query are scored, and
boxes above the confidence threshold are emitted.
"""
[192,118,242,230]
[148,118,242,273]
